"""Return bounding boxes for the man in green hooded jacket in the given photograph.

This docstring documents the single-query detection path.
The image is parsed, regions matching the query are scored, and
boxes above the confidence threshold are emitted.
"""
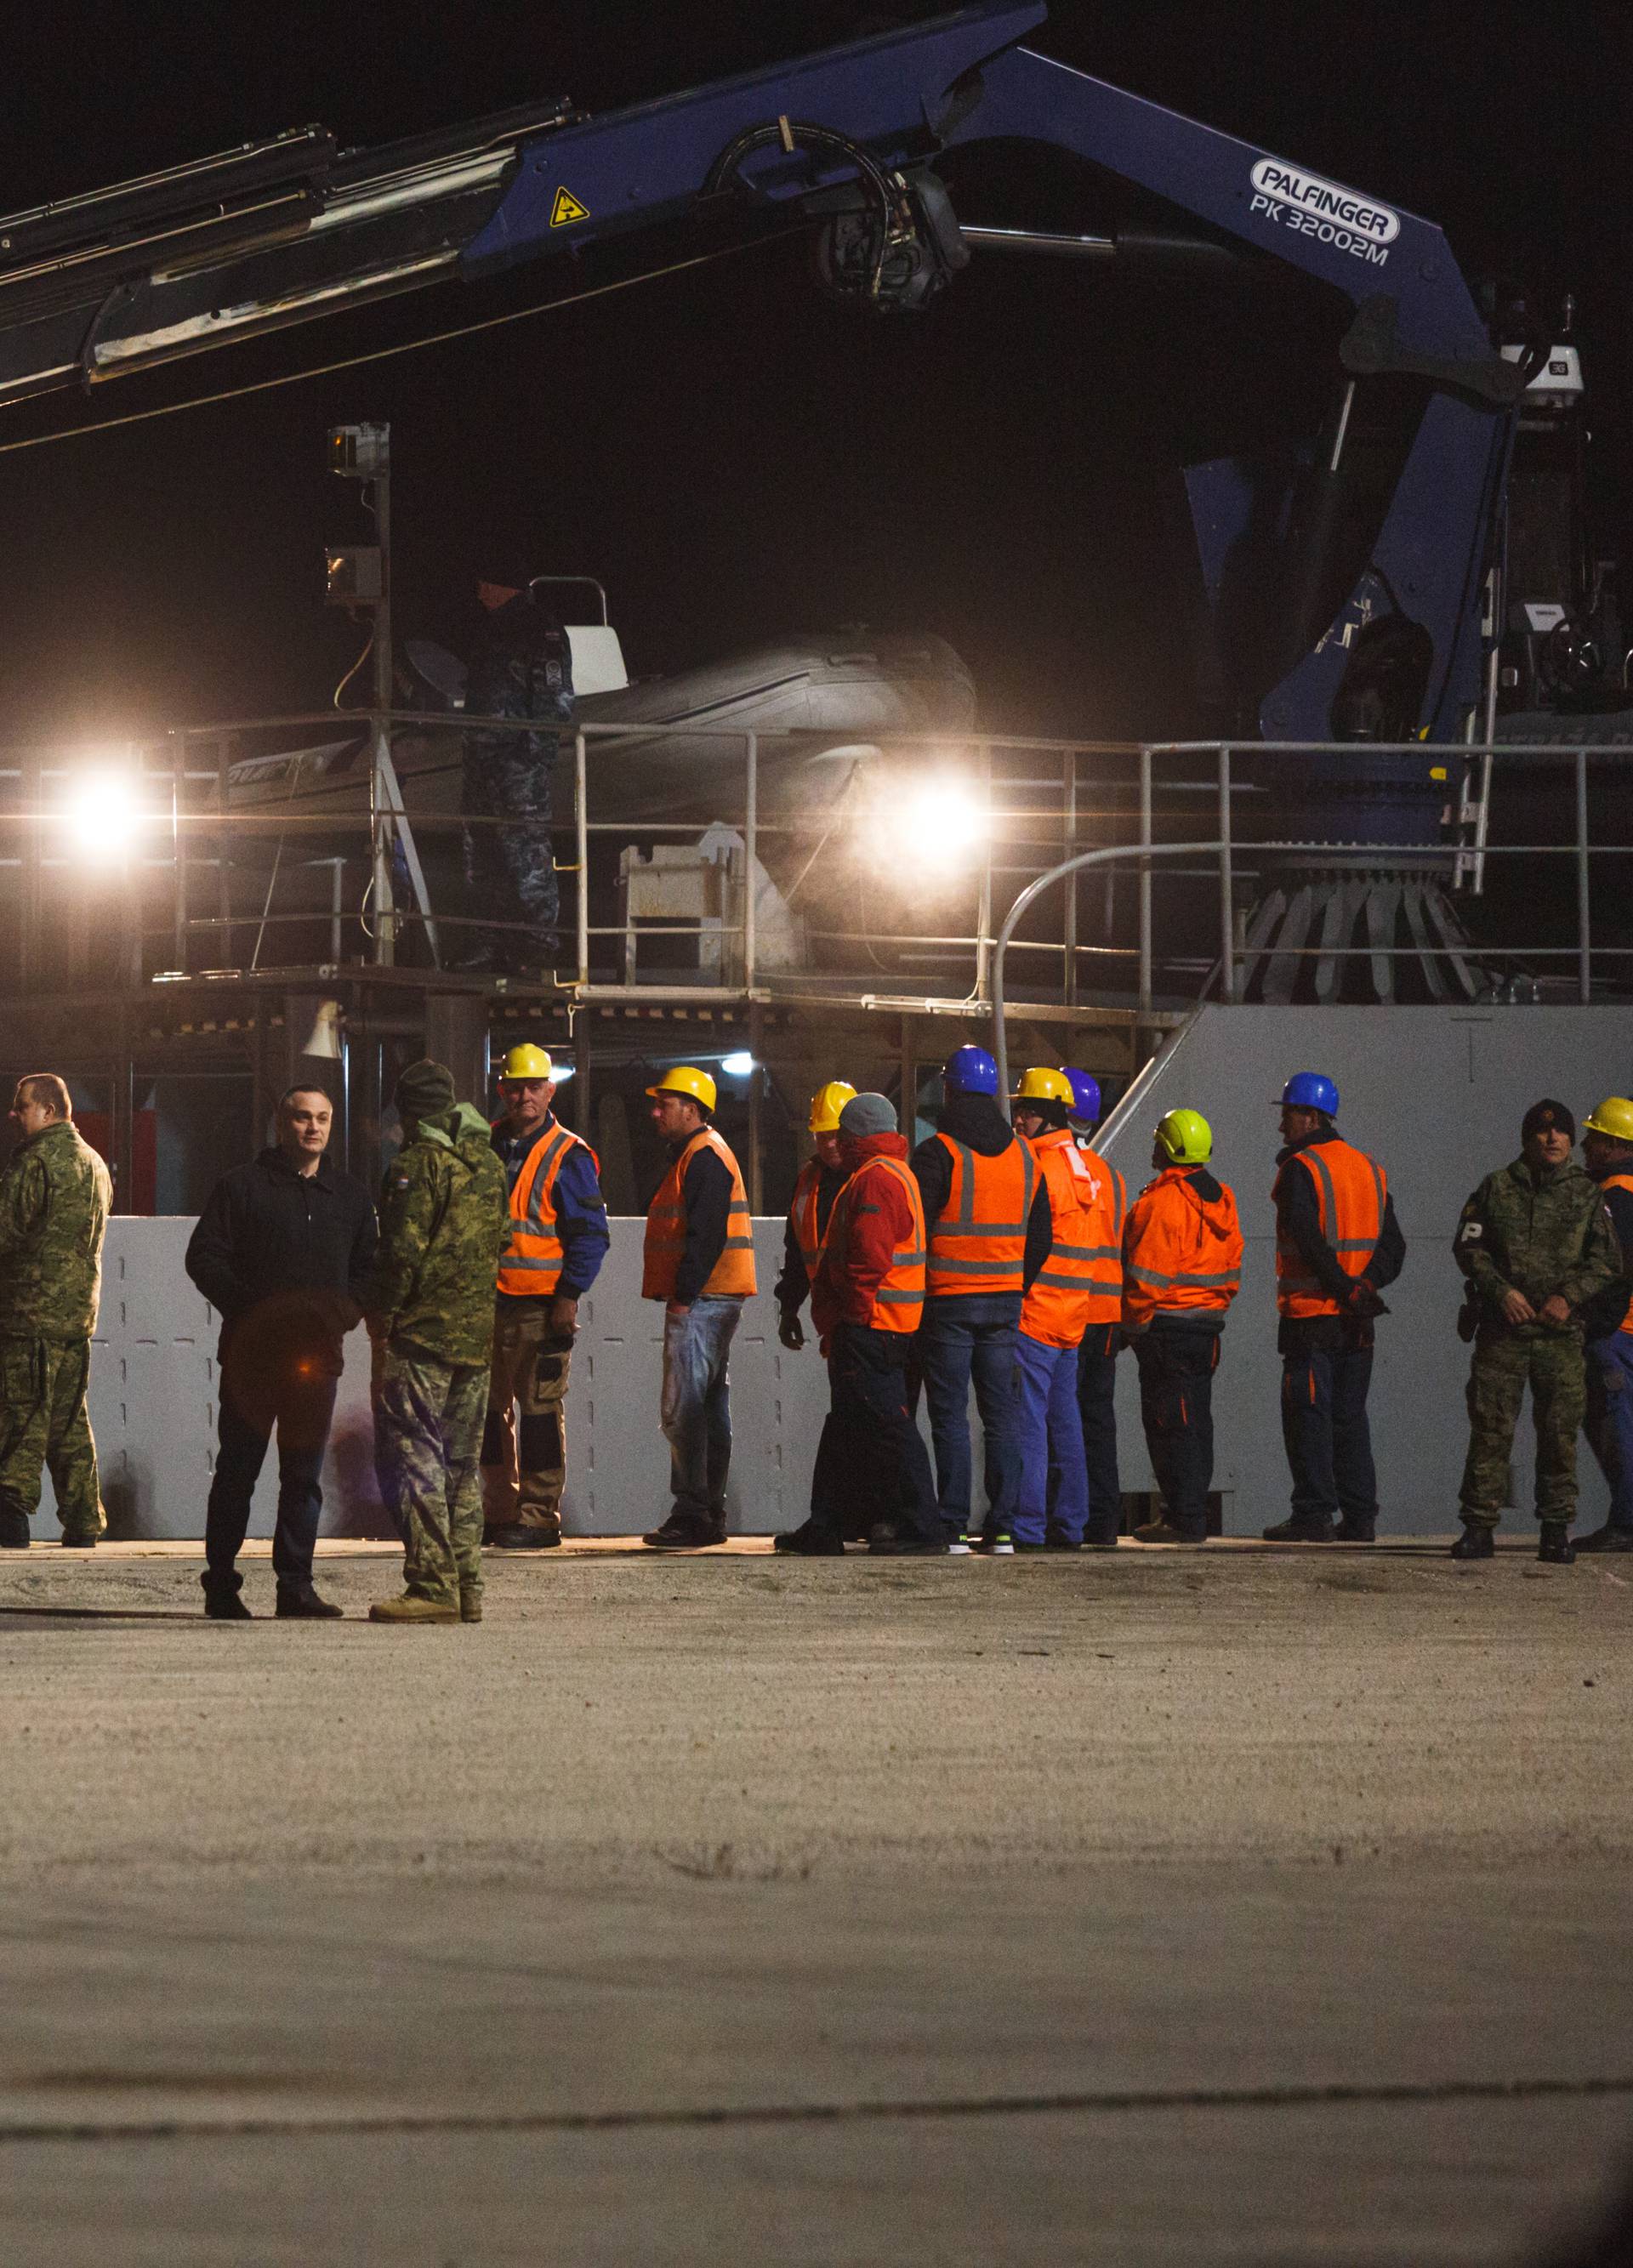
[1452,1097,1619,1565]
[0,1074,112,1549]
[365,1060,509,1623]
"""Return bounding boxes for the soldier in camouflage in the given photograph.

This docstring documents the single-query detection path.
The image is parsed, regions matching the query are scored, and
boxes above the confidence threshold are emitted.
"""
[0,1074,112,1549]
[365,1059,509,1624]
[459,585,574,978]
[1452,1098,1620,1565]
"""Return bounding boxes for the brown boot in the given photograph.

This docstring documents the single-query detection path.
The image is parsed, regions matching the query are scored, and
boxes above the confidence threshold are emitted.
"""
[368,1594,458,1624]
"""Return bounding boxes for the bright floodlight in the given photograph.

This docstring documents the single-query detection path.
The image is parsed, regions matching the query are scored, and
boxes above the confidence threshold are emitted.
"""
[61,765,147,866]
[902,777,985,868]
[720,1050,756,1077]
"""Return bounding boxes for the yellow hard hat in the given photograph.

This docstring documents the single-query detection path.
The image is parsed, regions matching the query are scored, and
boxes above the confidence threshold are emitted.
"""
[1155,1107,1213,1165]
[500,1043,554,1081]
[647,1064,718,1112]
[1011,1066,1073,1106]
[1584,1096,1633,1144]
[808,1079,858,1134]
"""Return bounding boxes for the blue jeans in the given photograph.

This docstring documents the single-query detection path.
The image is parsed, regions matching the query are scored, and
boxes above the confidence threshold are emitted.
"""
[916,1293,1022,1541]
[1014,1333,1088,1545]
[1280,1324,1377,1523]
[1077,1322,1123,1544]
[661,1296,743,1521]
[1585,1333,1633,1528]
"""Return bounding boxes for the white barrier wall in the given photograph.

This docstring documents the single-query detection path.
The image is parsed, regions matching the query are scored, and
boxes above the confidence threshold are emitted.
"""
[37,1002,1627,1541]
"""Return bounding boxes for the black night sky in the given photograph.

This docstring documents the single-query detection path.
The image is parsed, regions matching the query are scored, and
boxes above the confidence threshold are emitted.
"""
[1,0,1625,748]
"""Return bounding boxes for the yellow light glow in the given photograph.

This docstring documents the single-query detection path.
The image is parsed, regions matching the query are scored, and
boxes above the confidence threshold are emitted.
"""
[900,777,986,869]
[60,765,150,866]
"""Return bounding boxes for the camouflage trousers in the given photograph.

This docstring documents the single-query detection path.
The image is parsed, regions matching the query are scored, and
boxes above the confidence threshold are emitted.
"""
[374,1343,488,1606]
[1459,1327,1585,1526]
[481,1301,573,1537]
[461,742,558,966]
[0,1335,102,1542]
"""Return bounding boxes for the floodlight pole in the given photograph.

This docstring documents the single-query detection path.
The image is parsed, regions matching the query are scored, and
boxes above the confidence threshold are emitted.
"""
[370,451,396,965]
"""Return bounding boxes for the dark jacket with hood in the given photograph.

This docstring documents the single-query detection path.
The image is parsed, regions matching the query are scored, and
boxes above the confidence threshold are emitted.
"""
[365,1102,509,1365]
[909,1090,1052,1299]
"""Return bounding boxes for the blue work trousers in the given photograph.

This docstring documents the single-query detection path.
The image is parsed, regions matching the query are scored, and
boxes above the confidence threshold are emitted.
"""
[1014,1332,1088,1545]
[1280,1326,1377,1524]
[1133,1326,1217,1539]
[916,1293,1022,1543]
[1077,1322,1123,1545]
[1585,1331,1633,1529]
[661,1295,743,1521]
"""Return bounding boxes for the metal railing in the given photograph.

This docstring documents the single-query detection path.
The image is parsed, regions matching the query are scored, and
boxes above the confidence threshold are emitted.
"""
[0,718,1625,1021]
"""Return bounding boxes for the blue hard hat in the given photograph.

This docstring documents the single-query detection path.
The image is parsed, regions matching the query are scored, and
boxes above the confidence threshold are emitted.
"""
[1279,1071,1340,1116]
[1064,1068,1101,1124]
[943,1044,999,1096]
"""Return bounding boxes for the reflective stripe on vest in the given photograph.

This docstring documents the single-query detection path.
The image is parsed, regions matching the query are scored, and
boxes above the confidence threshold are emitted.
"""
[822,1154,927,1335]
[1021,1133,1126,1347]
[495,1122,598,1299]
[1274,1139,1386,1318]
[790,1160,824,1282]
[1602,1172,1633,1335]
[926,1133,1036,1298]
[641,1127,758,1300]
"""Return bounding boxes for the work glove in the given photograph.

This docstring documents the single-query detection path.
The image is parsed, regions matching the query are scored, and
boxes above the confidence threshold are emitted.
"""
[1348,1281,1387,1320]
[778,1308,805,1352]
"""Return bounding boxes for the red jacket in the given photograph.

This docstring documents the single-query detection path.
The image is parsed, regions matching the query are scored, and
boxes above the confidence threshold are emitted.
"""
[811,1131,919,1336]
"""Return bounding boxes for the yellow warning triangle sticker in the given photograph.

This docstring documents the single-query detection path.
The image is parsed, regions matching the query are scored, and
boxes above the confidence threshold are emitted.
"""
[550,187,590,228]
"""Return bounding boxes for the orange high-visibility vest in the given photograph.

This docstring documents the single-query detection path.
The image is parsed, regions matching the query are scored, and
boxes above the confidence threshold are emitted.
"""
[789,1158,825,1283]
[1021,1130,1127,1348]
[496,1119,600,1299]
[1601,1172,1633,1334]
[1273,1137,1387,1318]
[642,1127,758,1300]
[1123,1168,1243,1330]
[925,1133,1037,1298]
[818,1154,928,1334]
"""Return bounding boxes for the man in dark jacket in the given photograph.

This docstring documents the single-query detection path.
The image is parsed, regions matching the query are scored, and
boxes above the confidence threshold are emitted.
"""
[459,584,573,976]
[1452,1098,1620,1564]
[910,1044,1052,1552]
[185,1086,377,1619]
[366,1060,509,1623]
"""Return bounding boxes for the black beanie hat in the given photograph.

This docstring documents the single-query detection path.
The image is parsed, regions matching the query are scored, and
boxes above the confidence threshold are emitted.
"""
[1521,1098,1575,1145]
[395,1058,456,1121]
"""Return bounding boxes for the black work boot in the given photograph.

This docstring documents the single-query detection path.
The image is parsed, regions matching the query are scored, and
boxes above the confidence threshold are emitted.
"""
[1334,1515,1377,1543]
[773,1521,844,1555]
[0,1504,30,1550]
[641,1512,728,1550]
[1574,1523,1633,1554]
[487,1524,562,1550]
[1537,1522,1576,1566]
[1450,1525,1494,1560]
[1262,1514,1336,1543]
[276,1582,344,1619]
[202,1571,253,1620]
[869,1526,949,1556]
[1131,1517,1206,1547]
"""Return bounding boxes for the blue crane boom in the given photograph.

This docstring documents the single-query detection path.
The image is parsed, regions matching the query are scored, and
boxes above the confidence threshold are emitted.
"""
[0,2,1547,761]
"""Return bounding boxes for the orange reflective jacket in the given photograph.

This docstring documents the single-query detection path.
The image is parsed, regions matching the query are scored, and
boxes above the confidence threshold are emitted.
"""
[1273,1138,1387,1318]
[818,1154,927,1335]
[925,1133,1037,1298]
[642,1128,758,1300]
[496,1120,600,1299]
[788,1158,825,1283]
[1021,1130,1127,1348]
[1123,1167,1243,1329]
[1602,1171,1633,1334]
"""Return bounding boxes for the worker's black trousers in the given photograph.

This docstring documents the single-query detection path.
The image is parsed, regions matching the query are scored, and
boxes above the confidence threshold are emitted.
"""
[1132,1327,1218,1539]
[1278,1316,1377,1524]
[206,1372,338,1588]
[811,1324,941,1544]
[1076,1323,1123,1544]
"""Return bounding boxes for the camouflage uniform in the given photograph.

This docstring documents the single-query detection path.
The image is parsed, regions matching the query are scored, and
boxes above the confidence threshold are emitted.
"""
[462,601,573,972]
[366,1104,509,1606]
[1454,1156,1619,1526]
[0,1119,112,1543]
